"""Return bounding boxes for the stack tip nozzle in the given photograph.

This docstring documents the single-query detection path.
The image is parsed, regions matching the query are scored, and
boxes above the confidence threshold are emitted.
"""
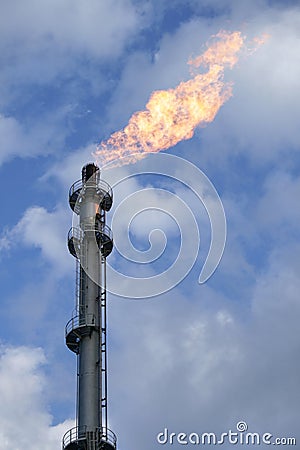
[82,163,100,183]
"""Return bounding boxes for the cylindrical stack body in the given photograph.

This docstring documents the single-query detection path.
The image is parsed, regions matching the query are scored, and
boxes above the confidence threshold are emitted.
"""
[63,164,116,450]
[78,175,102,431]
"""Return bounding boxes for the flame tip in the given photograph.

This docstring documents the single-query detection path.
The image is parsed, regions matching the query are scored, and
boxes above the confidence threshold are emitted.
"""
[95,29,266,167]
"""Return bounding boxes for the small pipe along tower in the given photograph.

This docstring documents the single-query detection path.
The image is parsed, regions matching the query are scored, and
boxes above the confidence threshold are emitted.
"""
[62,163,116,450]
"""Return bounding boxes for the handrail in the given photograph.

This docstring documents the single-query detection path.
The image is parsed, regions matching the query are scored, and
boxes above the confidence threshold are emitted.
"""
[68,224,112,240]
[69,179,113,202]
[65,313,97,337]
[62,425,117,449]
[68,226,83,242]
[69,179,82,198]
[67,224,113,260]
[62,426,87,448]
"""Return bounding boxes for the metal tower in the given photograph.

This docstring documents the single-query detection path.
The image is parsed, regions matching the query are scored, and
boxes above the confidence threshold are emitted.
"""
[62,163,116,450]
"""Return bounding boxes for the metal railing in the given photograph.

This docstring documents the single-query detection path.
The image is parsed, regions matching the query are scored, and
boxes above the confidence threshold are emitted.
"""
[62,425,117,450]
[69,223,112,259]
[69,179,83,199]
[65,313,97,337]
[82,222,112,238]
[68,226,83,242]
[68,224,112,244]
[67,227,83,259]
[69,180,113,208]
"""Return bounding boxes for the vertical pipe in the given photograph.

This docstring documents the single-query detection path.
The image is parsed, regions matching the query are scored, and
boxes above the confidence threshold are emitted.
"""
[77,179,102,432]
[103,258,108,432]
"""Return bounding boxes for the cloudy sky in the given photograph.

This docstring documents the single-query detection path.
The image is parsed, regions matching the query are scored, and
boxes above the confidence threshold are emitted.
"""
[1,0,300,448]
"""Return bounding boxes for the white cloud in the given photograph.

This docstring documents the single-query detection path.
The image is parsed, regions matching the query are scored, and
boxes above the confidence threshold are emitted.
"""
[0,106,72,166]
[17,206,71,271]
[0,0,140,60]
[0,114,44,166]
[0,116,24,163]
[0,0,145,137]
[0,345,73,449]
[1,205,71,273]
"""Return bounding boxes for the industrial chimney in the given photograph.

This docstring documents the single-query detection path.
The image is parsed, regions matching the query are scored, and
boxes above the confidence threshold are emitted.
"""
[62,163,116,450]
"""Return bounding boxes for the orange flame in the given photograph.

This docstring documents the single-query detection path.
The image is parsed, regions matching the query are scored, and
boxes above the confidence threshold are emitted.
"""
[94,30,264,166]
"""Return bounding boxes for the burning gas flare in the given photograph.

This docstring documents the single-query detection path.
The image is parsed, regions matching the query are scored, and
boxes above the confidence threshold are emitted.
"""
[94,30,267,166]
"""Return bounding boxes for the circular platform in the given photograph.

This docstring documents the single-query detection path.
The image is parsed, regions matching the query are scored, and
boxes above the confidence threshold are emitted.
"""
[65,314,97,354]
[62,426,117,450]
[67,226,113,259]
[69,179,113,214]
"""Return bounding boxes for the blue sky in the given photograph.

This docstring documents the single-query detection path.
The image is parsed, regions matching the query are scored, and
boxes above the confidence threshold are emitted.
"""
[1,0,300,448]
